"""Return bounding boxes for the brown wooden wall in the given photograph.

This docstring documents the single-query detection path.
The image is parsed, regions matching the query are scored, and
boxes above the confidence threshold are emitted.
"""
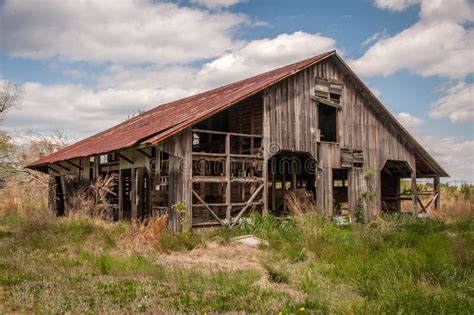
[262,65,319,159]
[157,127,192,231]
[263,56,417,219]
[319,58,416,219]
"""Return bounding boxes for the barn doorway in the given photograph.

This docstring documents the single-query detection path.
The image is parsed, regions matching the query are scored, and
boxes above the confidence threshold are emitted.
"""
[380,160,412,213]
[54,176,65,216]
[332,169,349,215]
[121,169,132,219]
[268,151,316,215]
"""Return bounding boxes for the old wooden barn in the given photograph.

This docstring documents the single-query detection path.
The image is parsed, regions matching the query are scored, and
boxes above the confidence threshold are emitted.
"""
[29,51,448,230]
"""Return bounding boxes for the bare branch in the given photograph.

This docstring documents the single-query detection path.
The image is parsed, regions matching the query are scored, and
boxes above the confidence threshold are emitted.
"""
[0,81,23,119]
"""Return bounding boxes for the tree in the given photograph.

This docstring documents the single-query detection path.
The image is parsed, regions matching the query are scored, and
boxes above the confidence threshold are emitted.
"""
[0,81,23,120]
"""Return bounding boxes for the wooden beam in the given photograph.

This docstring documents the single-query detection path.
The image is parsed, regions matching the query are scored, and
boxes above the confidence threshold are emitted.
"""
[64,160,83,171]
[137,148,152,159]
[411,173,417,216]
[118,169,123,220]
[192,189,225,226]
[225,134,231,222]
[192,128,262,139]
[231,183,264,227]
[48,165,60,174]
[55,163,70,172]
[311,94,342,110]
[118,153,134,164]
[434,176,440,210]
[271,167,276,213]
[417,192,439,213]
[131,168,137,220]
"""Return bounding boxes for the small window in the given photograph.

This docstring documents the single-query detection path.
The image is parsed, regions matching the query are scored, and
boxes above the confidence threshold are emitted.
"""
[329,82,342,104]
[318,103,337,143]
[315,78,330,99]
[314,77,343,105]
[99,155,108,164]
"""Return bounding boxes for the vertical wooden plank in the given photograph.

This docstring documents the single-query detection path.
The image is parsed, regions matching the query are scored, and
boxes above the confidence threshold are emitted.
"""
[118,168,123,220]
[131,168,137,220]
[434,176,440,210]
[262,90,271,216]
[411,172,417,216]
[225,134,231,221]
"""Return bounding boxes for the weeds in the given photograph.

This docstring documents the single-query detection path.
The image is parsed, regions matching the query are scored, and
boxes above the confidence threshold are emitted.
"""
[0,183,473,313]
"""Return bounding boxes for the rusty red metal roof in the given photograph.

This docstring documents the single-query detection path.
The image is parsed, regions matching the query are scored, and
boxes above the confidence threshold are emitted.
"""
[29,51,335,168]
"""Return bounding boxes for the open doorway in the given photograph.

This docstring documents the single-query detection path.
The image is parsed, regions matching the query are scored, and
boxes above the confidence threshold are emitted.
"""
[332,169,348,215]
[318,103,337,143]
[380,160,412,213]
[268,151,316,215]
[121,169,132,220]
[54,176,65,216]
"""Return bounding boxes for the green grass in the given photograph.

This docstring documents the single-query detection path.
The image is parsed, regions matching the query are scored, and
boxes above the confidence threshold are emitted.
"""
[0,209,472,313]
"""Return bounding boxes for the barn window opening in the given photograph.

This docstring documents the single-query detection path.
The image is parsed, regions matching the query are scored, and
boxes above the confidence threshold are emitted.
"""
[319,103,337,143]
[314,77,343,106]
[329,81,342,104]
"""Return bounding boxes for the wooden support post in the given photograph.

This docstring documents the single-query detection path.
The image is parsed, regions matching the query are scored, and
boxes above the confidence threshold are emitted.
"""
[262,156,268,216]
[131,168,137,220]
[60,176,68,215]
[434,176,440,210]
[225,134,231,222]
[271,164,276,213]
[283,170,287,212]
[118,169,123,220]
[411,173,417,216]
[292,162,297,192]
[93,156,100,181]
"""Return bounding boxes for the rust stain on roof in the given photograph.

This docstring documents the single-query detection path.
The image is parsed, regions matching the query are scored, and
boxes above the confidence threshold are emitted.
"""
[29,51,335,168]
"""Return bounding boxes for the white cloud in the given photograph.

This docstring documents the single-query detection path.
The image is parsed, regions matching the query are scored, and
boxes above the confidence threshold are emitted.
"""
[2,82,187,139]
[362,29,387,46]
[352,0,474,79]
[4,31,337,140]
[429,82,474,123]
[374,0,419,11]
[395,112,424,127]
[197,31,336,86]
[190,0,245,9]
[420,136,474,181]
[351,22,474,78]
[0,0,246,65]
[98,31,336,91]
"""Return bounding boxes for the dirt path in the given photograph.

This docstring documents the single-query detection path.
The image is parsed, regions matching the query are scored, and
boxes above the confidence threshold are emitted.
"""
[157,242,265,272]
[157,242,305,301]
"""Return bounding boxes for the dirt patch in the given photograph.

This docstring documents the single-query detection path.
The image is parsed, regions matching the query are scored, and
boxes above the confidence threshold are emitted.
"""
[158,242,265,272]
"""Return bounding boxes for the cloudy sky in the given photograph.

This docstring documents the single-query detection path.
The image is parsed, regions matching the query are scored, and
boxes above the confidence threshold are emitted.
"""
[0,0,473,181]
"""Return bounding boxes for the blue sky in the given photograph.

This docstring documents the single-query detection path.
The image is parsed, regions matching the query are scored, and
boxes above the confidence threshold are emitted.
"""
[0,0,473,180]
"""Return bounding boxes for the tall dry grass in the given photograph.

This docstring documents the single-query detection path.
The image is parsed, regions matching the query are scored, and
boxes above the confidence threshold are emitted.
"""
[428,184,474,223]
[0,182,48,219]
[0,181,174,255]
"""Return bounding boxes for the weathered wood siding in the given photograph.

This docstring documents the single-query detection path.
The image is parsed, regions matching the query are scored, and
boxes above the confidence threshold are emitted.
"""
[157,127,192,231]
[316,142,340,214]
[263,66,319,159]
[264,56,416,218]
[319,58,416,218]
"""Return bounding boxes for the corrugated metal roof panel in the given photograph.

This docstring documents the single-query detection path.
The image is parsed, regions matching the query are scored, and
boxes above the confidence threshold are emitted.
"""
[29,51,334,167]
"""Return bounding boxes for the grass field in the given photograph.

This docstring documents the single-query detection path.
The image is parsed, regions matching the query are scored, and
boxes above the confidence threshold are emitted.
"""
[0,186,473,313]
